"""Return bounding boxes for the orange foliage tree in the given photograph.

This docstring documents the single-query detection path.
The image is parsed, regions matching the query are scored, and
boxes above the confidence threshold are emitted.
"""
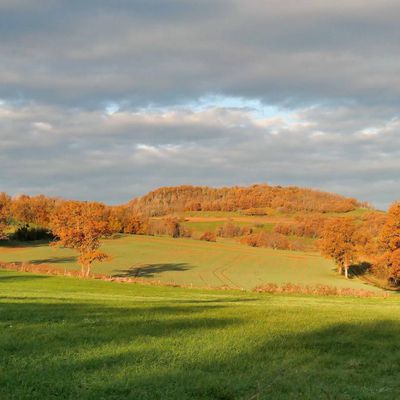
[0,193,11,239]
[10,194,57,227]
[51,201,111,276]
[379,202,400,252]
[319,218,360,278]
[374,202,400,284]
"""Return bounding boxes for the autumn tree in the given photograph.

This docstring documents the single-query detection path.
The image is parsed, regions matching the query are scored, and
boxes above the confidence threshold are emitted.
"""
[122,214,149,235]
[11,194,34,224]
[319,218,359,278]
[374,202,400,284]
[51,201,111,276]
[379,202,400,253]
[0,192,11,239]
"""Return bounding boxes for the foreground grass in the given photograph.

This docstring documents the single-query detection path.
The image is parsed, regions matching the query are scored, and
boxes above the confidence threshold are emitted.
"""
[1,269,399,399]
[0,235,378,291]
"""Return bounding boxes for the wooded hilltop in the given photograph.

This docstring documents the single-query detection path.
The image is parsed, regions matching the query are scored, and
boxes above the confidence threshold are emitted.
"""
[127,184,363,216]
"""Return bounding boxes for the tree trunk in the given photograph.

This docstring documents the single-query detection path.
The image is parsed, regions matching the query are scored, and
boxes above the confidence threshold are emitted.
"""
[86,265,91,277]
[338,265,343,275]
[344,266,349,279]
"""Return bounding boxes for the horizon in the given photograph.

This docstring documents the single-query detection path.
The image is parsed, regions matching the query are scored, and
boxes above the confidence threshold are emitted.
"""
[1,1,400,209]
[3,181,385,211]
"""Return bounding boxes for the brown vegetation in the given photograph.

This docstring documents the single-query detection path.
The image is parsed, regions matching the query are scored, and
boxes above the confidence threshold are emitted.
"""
[128,184,360,216]
[199,231,217,242]
[147,218,192,238]
[273,214,327,238]
[253,282,381,297]
[216,221,252,238]
[241,207,268,216]
[240,231,295,250]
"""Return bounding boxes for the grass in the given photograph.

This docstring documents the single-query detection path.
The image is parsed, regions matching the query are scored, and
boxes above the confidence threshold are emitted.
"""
[181,211,243,218]
[322,208,374,218]
[0,269,399,399]
[0,235,379,291]
[183,220,256,234]
[182,220,276,234]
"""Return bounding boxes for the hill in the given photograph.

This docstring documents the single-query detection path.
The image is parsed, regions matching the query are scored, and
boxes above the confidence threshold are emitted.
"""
[128,184,362,216]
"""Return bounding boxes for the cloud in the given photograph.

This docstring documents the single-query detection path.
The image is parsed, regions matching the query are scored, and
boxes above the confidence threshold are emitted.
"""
[0,100,399,208]
[1,0,400,108]
[1,1,400,208]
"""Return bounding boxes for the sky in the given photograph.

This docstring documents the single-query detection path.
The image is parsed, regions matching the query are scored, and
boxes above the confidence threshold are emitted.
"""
[1,0,400,209]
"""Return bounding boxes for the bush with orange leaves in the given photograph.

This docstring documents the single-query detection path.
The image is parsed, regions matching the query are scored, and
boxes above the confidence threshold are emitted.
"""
[216,221,252,238]
[199,231,217,242]
[273,214,327,238]
[51,201,111,277]
[240,231,291,250]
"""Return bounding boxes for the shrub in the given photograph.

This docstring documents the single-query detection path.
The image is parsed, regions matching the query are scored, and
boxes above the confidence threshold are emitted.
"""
[147,218,192,238]
[217,221,252,238]
[254,283,378,297]
[241,231,290,250]
[199,231,216,242]
[273,215,327,238]
[241,208,268,216]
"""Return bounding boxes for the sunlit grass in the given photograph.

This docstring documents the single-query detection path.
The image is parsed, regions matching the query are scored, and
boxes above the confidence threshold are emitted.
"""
[0,269,399,399]
[0,235,377,291]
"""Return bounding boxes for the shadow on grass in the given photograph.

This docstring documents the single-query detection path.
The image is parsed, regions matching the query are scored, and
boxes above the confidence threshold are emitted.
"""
[0,273,49,282]
[0,239,52,248]
[349,261,372,277]
[1,291,400,399]
[114,262,193,278]
[29,256,77,265]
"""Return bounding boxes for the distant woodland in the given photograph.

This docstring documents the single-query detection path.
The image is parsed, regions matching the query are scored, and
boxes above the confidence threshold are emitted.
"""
[0,184,399,288]
[128,184,362,215]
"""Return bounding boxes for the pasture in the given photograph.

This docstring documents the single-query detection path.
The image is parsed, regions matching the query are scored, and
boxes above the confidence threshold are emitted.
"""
[0,234,378,291]
[0,269,399,399]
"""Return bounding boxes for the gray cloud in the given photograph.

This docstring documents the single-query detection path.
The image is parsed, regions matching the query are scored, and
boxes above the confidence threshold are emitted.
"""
[1,0,400,107]
[0,102,399,208]
[1,1,400,208]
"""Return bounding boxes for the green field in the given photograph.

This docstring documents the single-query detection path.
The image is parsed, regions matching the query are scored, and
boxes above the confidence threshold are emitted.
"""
[0,235,378,291]
[1,269,399,399]
[182,220,275,235]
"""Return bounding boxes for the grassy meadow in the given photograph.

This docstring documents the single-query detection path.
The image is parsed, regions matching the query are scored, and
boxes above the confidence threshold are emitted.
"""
[1,269,399,399]
[0,209,396,399]
[0,234,378,291]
